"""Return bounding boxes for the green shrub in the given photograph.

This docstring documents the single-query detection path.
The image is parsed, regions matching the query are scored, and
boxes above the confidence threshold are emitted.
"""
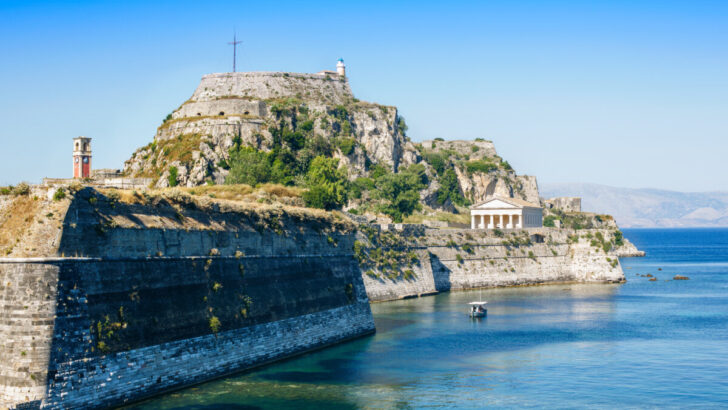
[465,160,497,174]
[12,183,30,196]
[543,215,559,227]
[302,156,348,210]
[0,187,10,195]
[462,243,474,254]
[226,147,271,186]
[337,137,357,155]
[396,116,408,136]
[436,168,468,206]
[493,229,504,237]
[372,164,427,222]
[52,188,66,201]
[209,316,221,333]
[168,166,179,187]
[349,177,375,199]
[613,230,624,246]
[421,152,447,175]
[471,146,479,152]
[602,241,612,253]
[434,137,444,141]
[456,254,464,264]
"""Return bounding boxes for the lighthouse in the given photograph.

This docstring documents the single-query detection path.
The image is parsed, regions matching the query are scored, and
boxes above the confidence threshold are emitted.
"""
[73,136,92,178]
[336,58,346,77]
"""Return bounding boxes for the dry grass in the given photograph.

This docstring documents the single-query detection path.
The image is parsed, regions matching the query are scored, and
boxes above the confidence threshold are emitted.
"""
[155,133,204,165]
[402,205,470,226]
[183,184,255,201]
[258,184,303,198]
[0,196,42,255]
[93,185,351,233]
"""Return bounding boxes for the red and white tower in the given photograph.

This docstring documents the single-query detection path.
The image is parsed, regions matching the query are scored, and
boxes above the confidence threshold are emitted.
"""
[73,136,92,178]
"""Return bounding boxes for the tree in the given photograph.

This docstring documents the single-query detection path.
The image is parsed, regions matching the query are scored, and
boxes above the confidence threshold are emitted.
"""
[226,147,271,186]
[168,167,179,187]
[372,164,427,222]
[302,156,349,210]
[436,168,467,206]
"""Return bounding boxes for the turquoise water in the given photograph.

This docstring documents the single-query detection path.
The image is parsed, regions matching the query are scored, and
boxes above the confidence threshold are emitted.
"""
[130,228,728,409]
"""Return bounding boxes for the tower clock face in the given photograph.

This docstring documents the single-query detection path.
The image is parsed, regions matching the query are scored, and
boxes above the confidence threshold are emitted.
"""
[75,158,79,163]
[83,157,89,164]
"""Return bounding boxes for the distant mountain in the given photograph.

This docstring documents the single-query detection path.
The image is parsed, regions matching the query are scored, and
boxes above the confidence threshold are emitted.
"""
[540,183,728,228]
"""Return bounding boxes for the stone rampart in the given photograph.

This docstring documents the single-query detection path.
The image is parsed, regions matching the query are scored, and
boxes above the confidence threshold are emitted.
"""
[360,226,629,302]
[0,189,374,409]
[545,197,582,212]
[191,72,353,106]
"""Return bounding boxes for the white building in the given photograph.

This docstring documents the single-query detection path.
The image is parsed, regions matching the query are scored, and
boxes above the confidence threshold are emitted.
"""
[470,196,543,229]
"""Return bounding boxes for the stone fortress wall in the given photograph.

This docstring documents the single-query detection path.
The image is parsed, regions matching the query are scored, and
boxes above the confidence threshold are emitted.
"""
[191,72,353,106]
[544,197,582,213]
[0,189,374,409]
[361,225,630,302]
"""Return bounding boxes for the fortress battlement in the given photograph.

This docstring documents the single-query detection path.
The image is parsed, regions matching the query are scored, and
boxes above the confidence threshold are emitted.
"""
[190,68,352,104]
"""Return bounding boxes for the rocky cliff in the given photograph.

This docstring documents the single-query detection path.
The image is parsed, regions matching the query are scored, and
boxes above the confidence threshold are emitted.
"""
[122,70,541,216]
[124,71,419,188]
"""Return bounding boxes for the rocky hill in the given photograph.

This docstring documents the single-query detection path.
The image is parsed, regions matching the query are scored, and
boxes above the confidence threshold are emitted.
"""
[123,69,540,218]
[125,72,418,186]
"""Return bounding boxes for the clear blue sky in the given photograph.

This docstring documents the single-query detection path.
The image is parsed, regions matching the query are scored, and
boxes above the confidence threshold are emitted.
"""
[1,0,726,191]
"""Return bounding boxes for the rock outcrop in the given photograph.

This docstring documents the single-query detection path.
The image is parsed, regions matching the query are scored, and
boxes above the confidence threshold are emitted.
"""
[420,139,541,205]
[124,71,418,188]
[122,70,539,212]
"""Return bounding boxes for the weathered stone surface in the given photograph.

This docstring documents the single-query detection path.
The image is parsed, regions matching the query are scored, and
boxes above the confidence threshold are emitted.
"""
[359,225,629,302]
[123,72,417,188]
[0,190,374,409]
[545,197,582,212]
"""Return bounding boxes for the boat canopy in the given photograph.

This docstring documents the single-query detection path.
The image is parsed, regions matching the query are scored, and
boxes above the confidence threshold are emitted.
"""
[468,301,488,305]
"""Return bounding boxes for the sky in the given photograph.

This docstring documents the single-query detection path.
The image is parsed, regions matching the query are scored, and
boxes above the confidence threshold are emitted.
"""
[0,0,726,191]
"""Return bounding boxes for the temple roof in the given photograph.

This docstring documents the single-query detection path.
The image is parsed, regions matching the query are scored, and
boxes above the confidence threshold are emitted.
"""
[470,195,542,210]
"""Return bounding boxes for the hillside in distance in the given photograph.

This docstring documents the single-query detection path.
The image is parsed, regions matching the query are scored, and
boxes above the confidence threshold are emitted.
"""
[541,183,728,228]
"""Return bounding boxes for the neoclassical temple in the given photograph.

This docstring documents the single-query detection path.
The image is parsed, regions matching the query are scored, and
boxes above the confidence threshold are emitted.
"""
[470,196,543,229]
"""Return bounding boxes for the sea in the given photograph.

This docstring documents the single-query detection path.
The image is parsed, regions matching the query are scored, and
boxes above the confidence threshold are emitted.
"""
[129,228,728,409]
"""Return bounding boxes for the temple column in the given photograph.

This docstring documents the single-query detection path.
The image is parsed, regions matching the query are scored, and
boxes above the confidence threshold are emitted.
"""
[471,214,476,229]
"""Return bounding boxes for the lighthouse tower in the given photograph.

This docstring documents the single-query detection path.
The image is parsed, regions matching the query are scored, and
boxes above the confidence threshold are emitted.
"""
[336,58,346,76]
[73,136,92,179]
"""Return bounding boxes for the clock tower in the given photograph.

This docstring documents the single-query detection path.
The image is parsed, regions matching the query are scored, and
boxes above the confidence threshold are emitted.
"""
[73,136,92,178]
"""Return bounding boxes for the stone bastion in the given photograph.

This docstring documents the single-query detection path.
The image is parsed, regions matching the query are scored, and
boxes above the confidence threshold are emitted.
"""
[0,188,374,409]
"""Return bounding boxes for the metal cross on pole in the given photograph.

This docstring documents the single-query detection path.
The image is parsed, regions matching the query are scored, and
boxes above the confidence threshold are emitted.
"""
[228,33,242,72]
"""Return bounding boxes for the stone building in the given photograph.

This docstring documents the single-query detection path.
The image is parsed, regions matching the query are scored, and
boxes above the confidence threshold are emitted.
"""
[544,197,582,213]
[317,58,346,77]
[470,196,543,229]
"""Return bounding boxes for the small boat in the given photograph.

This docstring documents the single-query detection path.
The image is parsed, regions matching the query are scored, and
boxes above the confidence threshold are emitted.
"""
[469,301,488,318]
[469,289,487,318]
